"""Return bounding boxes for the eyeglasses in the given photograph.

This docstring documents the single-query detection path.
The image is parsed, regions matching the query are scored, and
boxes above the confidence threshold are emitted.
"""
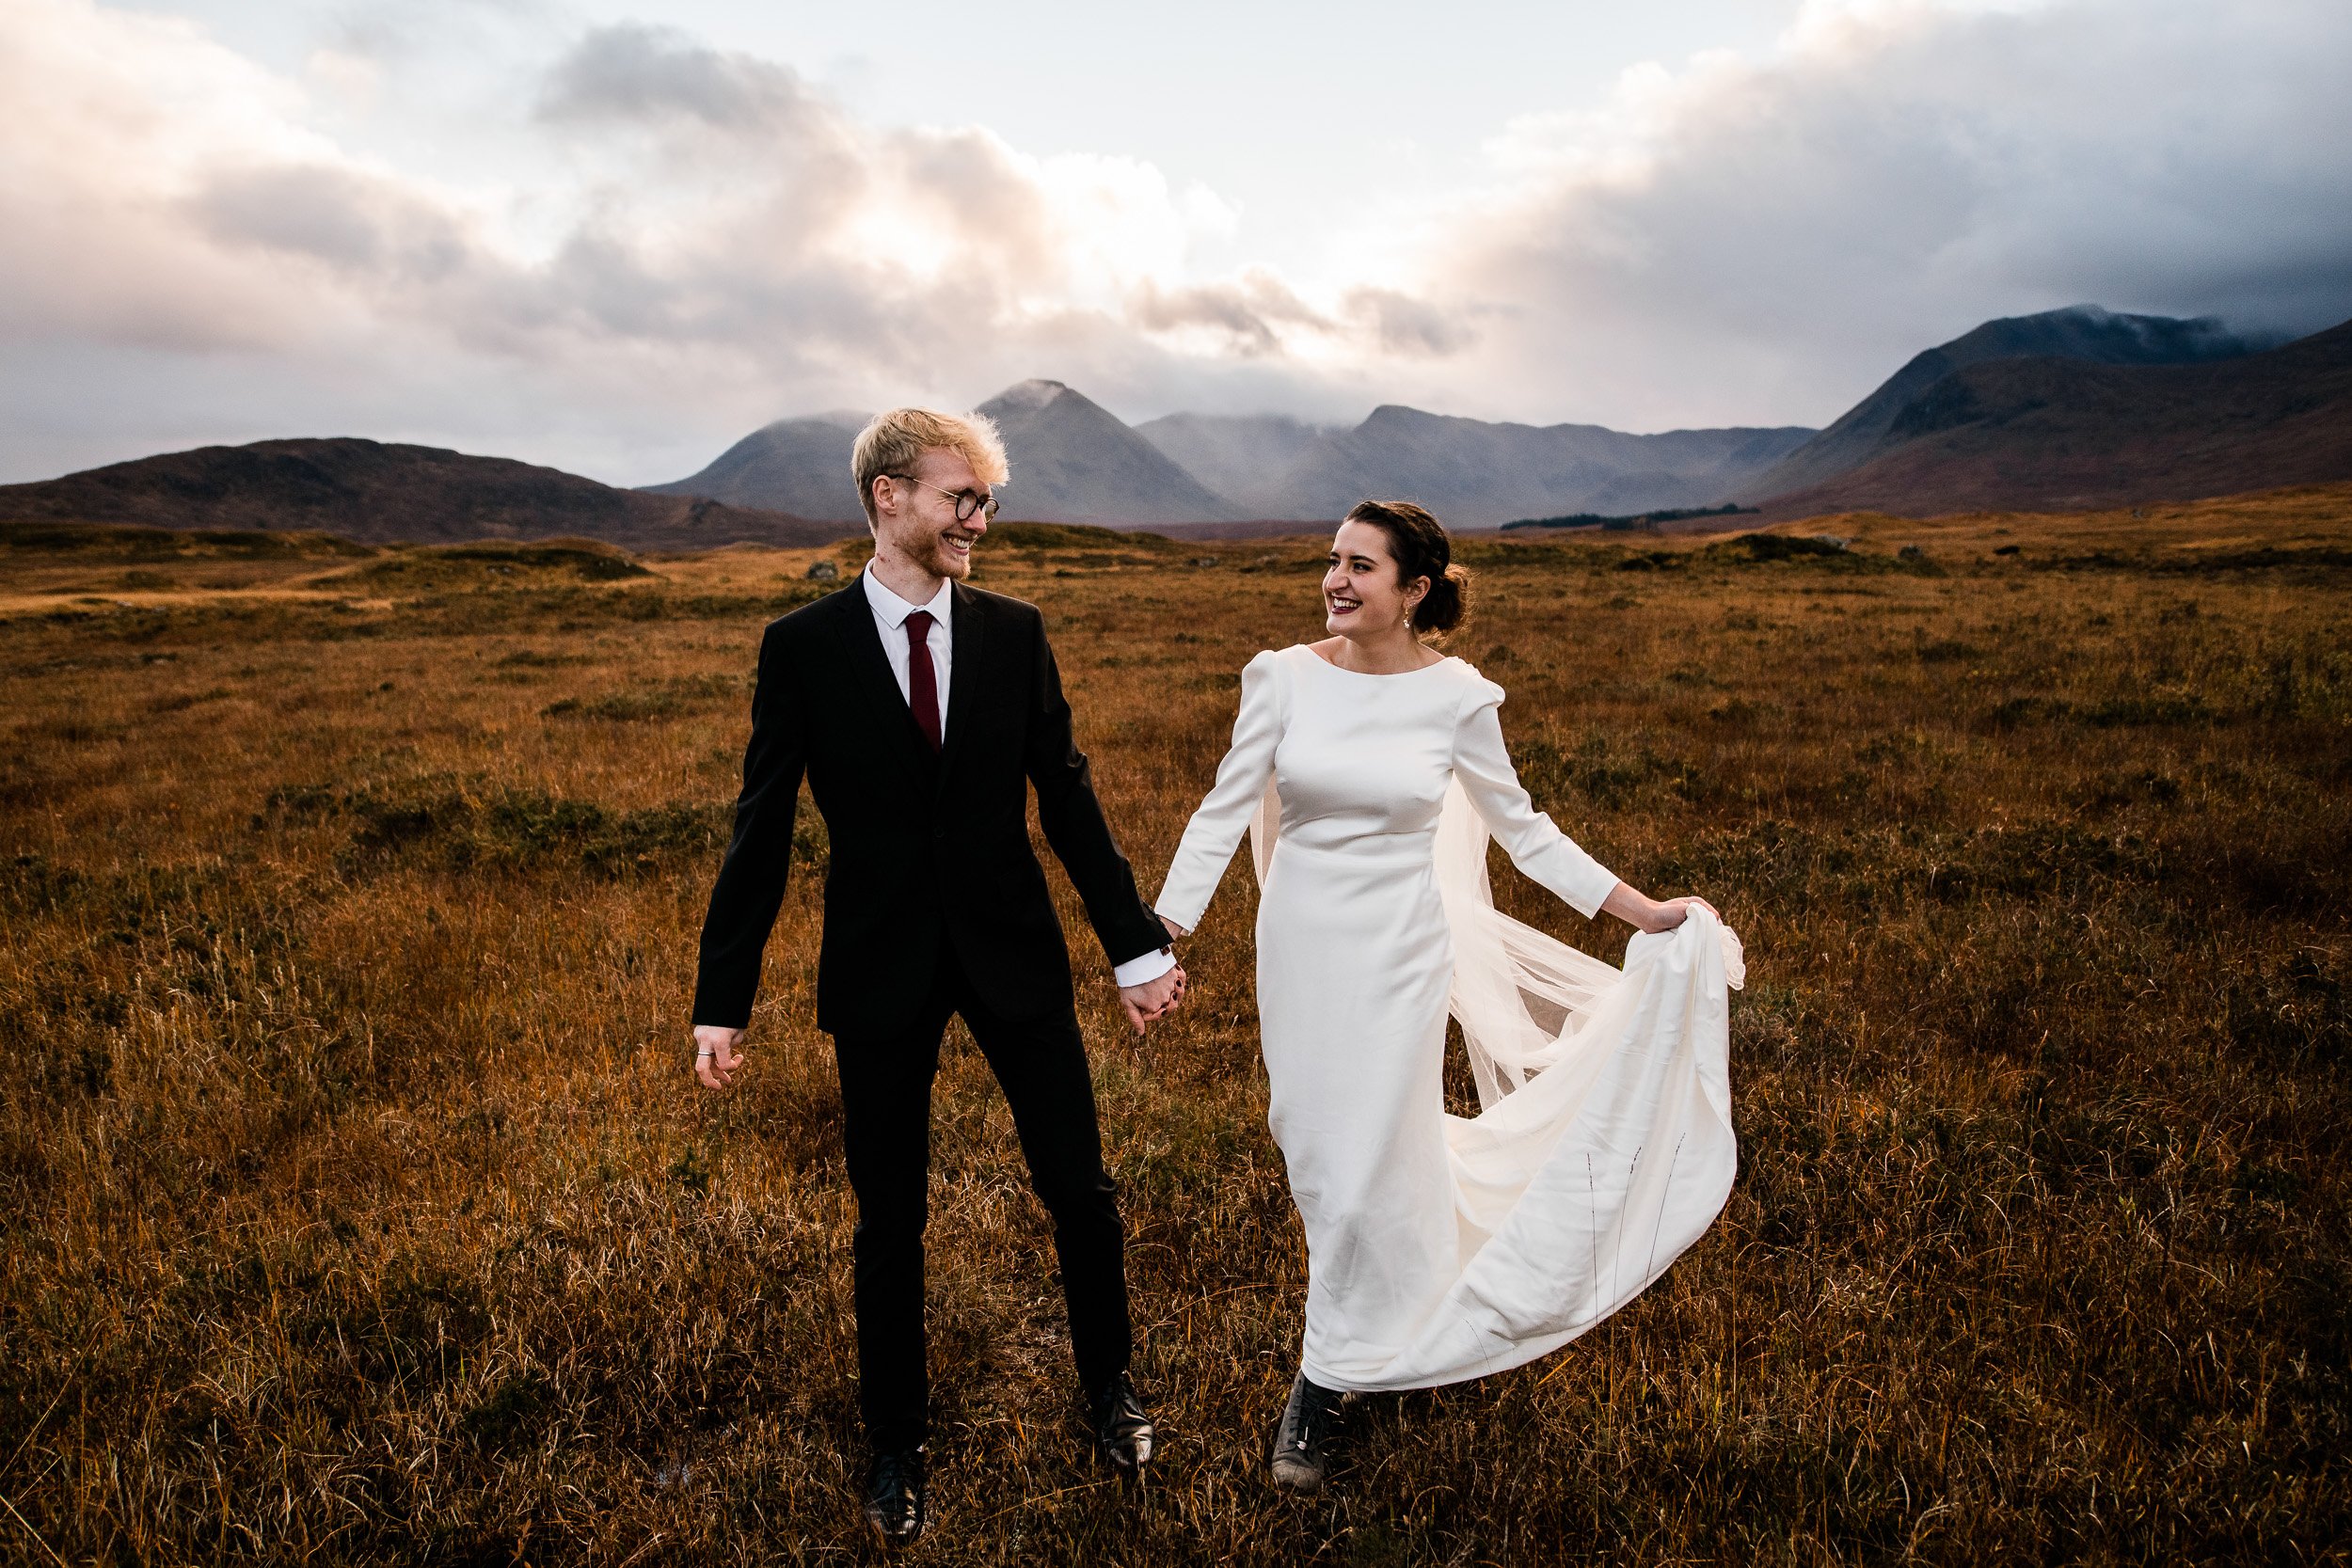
[889,474,1000,523]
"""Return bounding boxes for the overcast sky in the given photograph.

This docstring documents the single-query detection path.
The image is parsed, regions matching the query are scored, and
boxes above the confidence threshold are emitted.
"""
[4,0,2348,485]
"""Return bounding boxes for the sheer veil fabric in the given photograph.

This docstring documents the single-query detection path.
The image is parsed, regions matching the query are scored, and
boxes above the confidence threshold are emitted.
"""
[1185,645,1743,1389]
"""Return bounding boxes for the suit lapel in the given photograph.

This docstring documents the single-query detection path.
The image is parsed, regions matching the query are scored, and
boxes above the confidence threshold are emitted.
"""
[936,581,987,786]
[838,574,939,771]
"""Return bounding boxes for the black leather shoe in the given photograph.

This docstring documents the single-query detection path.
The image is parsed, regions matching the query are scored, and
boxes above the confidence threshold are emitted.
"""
[862,1448,926,1548]
[1086,1370,1155,1472]
[1269,1371,1343,1495]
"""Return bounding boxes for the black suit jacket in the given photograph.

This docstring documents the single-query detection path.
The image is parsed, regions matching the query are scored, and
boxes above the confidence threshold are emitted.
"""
[692,576,1168,1038]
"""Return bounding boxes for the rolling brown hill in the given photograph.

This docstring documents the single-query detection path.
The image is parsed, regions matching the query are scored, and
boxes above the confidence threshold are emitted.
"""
[0,437,861,551]
[1757,317,2352,519]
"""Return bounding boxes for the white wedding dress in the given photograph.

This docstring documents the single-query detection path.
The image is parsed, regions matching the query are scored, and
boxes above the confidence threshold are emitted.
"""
[1156,645,1743,1392]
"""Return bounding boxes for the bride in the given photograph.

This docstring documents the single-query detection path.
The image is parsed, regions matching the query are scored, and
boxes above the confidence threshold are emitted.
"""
[1154,500,1743,1494]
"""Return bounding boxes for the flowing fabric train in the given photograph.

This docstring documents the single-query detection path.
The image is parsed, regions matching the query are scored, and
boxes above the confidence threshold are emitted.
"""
[1245,774,1746,1388]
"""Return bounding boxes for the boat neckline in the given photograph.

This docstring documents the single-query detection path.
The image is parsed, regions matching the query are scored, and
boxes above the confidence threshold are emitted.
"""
[1297,644,1459,679]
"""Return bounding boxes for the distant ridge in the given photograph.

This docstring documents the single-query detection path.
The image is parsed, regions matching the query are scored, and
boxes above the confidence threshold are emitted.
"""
[973,380,1243,524]
[1502,504,1757,532]
[643,411,871,522]
[1751,305,2274,501]
[1238,408,1814,528]
[0,438,856,550]
[1131,413,1334,504]
[660,388,1818,530]
[1756,317,2352,519]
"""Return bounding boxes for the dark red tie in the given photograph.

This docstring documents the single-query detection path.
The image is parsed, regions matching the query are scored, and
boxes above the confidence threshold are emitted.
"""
[903,609,941,752]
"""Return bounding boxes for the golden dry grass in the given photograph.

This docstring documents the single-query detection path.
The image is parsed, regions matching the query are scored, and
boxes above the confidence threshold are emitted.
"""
[2,493,2349,1564]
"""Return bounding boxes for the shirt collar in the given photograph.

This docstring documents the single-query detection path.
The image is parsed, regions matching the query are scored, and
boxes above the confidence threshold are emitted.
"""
[862,566,952,629]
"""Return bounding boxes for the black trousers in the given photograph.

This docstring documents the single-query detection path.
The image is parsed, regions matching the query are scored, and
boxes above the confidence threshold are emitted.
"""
[830,945,1132,1451]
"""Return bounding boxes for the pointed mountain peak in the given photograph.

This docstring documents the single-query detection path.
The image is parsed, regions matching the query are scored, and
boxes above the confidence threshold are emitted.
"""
[983,379,1073,414]
[966,378,1241,522]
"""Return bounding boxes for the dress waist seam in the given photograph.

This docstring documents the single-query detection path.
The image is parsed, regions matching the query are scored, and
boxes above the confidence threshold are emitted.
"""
[1270,834,1436,867]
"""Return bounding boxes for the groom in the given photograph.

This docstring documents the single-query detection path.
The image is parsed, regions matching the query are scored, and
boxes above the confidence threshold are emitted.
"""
[691,407,1184,1546]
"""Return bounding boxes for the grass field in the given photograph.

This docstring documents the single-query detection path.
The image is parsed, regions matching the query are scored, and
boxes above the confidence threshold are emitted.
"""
[3,487,2348,1564]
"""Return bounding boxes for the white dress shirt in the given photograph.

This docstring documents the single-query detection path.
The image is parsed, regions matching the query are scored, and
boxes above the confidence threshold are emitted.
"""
[861,564,954,722]
[859,568,1174,990]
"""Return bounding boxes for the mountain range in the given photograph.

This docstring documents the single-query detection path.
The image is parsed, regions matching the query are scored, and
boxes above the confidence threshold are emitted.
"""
[651,380,1816,528]
[645,303,2344,529]
[8,304,2346,545]
[1139,405,1815,527]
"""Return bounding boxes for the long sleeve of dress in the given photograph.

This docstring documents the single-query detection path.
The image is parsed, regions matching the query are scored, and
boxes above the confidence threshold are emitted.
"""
[1155,649,1283,931]
[1453,682,1620,919]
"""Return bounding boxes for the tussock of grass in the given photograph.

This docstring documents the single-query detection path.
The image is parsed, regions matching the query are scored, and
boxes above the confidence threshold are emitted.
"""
[318,539,657,592]
[0,518,373,560]
[256,778,737,879]
[0,498,2346,1560]
[541,674,746,724]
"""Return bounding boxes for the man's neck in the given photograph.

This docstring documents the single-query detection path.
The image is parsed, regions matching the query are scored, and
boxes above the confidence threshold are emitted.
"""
[867,550,946,608]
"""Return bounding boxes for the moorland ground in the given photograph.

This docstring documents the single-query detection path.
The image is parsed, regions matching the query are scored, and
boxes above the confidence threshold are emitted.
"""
[2,489,2348,1564]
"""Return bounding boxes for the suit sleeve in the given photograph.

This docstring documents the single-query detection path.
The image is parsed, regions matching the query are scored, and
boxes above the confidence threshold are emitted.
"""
[1021,608,1170,970]
[692,624,809,1029]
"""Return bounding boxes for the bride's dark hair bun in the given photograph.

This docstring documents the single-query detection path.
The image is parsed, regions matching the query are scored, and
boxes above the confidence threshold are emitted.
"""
[1343,499,1470,635]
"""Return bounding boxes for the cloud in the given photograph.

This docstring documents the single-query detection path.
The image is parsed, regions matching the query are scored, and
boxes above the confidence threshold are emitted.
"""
[0,0,2347,483]
[536,20,832,138]
[0,0,333,353]
[1127,271,1337,356]
[0,7,1303,476]
[192,163,472,278]
[1394,0,2352,426]
[1342,289,1475,358]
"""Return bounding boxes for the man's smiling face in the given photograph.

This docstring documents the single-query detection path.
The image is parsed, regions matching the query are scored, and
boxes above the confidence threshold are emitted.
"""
[875,447,991,582]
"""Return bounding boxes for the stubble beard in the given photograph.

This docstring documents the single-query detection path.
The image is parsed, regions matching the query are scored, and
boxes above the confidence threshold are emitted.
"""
[921,523,974,581]
[878,517,971,583]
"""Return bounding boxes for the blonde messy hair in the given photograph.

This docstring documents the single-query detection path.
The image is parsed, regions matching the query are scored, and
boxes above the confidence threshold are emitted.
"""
[850,408,1011,527]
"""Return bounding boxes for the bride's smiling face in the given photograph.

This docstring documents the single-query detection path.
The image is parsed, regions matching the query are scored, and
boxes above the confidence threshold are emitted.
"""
[1324,519,1427,637]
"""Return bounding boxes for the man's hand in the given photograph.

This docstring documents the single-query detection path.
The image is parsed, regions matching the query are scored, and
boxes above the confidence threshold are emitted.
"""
[1119,965,1186,1036]
[694,1024,746,1089]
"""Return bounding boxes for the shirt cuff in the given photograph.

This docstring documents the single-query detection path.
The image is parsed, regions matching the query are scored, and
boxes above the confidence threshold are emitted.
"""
[1111,947,1176,988]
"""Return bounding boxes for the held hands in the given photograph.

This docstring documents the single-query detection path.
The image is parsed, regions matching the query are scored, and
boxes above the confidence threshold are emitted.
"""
[693,1023,745,1089]
[1120,964,1186,1036]
[1118,912,1196,1038]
